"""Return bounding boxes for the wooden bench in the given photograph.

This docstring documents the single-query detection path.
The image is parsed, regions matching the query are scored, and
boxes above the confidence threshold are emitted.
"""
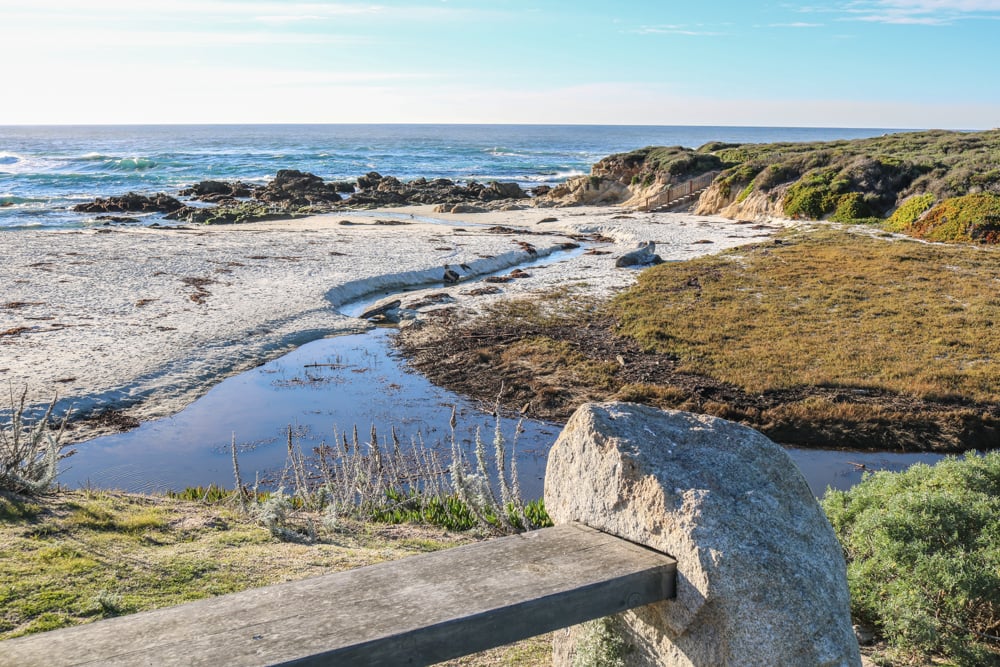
[0,522,676,667]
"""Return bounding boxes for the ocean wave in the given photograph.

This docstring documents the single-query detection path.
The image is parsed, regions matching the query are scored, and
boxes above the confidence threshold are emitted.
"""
[67,153,159,171]
[485,146,530,158]
[111,157,158,171]
[0,152,22,165]
[523,169,586,182]
[0,194,47,206]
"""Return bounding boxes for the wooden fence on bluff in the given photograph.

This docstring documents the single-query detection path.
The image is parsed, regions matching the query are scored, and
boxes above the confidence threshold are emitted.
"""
[640,171,719,212]
[0,522,677,667]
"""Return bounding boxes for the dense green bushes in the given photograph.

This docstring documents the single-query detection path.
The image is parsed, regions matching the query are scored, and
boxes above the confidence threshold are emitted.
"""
[885,193,935,231]
[823,452,1000,666]
[906,192,1000,243]
[606,129,1000,240]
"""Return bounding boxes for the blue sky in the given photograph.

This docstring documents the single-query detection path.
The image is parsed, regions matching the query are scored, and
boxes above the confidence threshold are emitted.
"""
[2,0,999,127]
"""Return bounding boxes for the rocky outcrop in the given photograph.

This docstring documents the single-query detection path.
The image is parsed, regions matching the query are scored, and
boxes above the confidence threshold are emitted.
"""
[72,192,185,214]
[693,181,790,220]
[543,176,631,206]
[546,403,861,667]
[345,174,528,209]
[539,146,723,209]
[178,180,256,203]
[255,169,343,206]
[72,168,534,225]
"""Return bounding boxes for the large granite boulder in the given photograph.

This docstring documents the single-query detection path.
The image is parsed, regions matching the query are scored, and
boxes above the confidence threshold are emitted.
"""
[545,403,860,667]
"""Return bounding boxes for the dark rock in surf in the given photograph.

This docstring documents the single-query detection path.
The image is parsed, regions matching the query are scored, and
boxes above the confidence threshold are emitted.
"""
[180,180,256,202]
[72,192,185,214]
[254,170,342,207]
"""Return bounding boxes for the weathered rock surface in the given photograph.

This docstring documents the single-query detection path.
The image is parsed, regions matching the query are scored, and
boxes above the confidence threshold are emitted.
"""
[615,241,662,267]
[544,175,630,206]
[540,146,723,208]
[337,174,529,209]
[693,181,790,220]
[74,171,532,225]
[255,169,343,206]
[178,180,256,203]
[545,402,861,667]
[72,192,185,214]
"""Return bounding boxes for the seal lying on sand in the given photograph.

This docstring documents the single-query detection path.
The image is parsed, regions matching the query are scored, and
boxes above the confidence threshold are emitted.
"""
[615,240,663,268]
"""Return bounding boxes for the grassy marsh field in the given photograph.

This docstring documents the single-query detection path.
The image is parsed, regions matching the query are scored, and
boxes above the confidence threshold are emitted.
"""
[399,225,1000,453]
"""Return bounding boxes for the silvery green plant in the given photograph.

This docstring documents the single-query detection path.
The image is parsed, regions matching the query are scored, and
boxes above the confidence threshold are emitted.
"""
[232,391,538,536]
[0,387,71,495]
[572,617,629,667]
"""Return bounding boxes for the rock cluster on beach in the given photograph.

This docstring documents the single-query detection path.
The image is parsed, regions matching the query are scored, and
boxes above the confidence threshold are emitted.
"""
[73,169,539,225]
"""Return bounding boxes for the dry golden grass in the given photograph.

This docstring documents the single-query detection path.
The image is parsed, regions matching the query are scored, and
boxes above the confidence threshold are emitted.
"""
[613,227,1000,403]
[397,225,1000,451]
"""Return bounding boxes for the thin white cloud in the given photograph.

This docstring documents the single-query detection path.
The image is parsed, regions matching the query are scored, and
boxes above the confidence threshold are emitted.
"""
[253,15,331,24]
[5,0,498,24]
[836,0,1000,24]
[0,27,367,49]
[636,25,727,36]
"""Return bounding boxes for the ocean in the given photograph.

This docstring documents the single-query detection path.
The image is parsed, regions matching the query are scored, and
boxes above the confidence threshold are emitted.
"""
[0,124,903,231]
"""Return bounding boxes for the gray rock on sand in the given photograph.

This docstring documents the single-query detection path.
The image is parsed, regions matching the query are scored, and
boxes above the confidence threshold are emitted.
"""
[545,402,861,667]
[615,240,663,267]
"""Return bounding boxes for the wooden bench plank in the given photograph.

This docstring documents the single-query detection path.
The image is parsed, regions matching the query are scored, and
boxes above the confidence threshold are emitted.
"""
[0,522,676,667]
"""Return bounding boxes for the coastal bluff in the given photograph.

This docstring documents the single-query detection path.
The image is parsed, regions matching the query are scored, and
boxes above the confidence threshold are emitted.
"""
[546,402,860,666]
[542,129,1000,244]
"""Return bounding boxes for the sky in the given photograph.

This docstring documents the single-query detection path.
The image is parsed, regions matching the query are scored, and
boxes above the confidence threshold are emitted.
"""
[2,0,999,128]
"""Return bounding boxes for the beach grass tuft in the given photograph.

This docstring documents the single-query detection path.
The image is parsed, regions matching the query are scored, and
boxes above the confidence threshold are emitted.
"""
[1,387,72,495]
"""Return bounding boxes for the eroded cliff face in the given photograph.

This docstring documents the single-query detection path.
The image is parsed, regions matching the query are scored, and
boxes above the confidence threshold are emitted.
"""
[543,175,631,206]
[694,181,790,219]
[540,146,721,208]
[542,152,649,207]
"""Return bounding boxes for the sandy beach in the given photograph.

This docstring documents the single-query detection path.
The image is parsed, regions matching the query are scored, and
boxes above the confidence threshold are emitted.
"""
[1,205,790,439]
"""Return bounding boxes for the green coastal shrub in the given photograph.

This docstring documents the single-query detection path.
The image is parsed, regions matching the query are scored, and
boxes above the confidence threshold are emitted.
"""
[754,164,798,191]
[885,193,935,232]
[907,192,1000,243]
[822,452,1000,666]
[782,171,841,219]
[829,192,876,222]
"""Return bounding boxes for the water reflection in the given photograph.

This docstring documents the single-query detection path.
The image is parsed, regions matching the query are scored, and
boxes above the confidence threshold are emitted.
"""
[61,329,558,498]
[63,328,956,500]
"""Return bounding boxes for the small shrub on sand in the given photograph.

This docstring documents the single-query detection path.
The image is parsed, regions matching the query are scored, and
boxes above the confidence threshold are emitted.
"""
[1,388,71,495]
[822,452,1000,666]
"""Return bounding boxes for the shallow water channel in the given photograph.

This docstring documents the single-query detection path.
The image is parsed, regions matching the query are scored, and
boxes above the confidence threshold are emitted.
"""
[62,325,948,500]
[60,214,951,499]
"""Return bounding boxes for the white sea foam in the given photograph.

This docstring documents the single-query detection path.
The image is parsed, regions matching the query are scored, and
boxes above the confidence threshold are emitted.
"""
[524,170,587,182]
